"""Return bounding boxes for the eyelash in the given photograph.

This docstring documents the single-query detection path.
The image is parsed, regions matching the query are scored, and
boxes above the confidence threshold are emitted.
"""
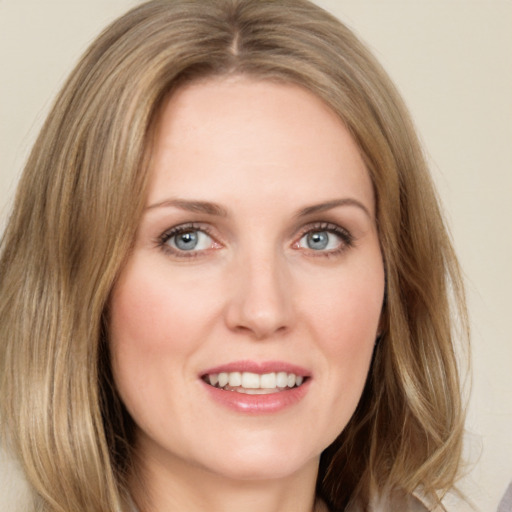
[157,223,216,259]
[156,221,354,258]
[295,222,354,257]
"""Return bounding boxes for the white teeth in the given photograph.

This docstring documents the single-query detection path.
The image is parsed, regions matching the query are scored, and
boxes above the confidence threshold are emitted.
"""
[205,371,306,391]
[218,372,229,387]
[241,372,260,388]
[237,388,273,395]
[228,372,242,387]
[260,372,276,388]
[276,371,288,388]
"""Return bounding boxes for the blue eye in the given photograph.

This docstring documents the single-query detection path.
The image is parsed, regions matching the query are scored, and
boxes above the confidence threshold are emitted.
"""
[297,225,352,253]
[164,228,214,252]
[299,231,339,251]
[304,231,330,250]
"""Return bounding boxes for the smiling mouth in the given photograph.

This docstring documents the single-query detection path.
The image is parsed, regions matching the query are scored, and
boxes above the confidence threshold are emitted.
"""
[202,371,307,395]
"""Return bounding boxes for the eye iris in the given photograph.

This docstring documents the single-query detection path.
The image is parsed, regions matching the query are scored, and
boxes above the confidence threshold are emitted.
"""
[307,231,329,250]
[175,231,198,250]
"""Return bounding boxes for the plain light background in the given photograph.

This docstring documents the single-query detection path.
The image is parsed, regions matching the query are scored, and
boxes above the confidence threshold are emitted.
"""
[0,1,511,511]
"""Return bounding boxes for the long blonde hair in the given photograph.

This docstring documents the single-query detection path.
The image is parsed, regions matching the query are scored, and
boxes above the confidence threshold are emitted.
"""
[0,1,468,511]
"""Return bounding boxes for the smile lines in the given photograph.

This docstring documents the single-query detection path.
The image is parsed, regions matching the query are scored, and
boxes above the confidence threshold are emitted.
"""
[203,371,305,394]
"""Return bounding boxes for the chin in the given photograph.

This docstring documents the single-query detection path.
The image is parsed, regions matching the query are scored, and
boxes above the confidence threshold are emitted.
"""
[205,455,318,482]
[192,436,321,482]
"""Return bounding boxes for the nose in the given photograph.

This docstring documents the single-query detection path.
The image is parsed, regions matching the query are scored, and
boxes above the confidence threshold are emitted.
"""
[224,249,295,340]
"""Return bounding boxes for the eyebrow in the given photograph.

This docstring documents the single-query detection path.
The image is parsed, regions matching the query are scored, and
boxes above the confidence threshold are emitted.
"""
[145,197,371,219]
[145,199,228,217]
[296,198,372,219]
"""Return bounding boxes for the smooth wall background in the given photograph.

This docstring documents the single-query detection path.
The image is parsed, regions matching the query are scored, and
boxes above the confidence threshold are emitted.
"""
[1,1,511,511]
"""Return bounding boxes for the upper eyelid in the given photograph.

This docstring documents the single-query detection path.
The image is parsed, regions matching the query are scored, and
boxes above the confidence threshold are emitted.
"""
[157,223,219,258]
[294,223,355,257]
[297,220,347,231]
[159,222,214,241]
[158,220,352,239]
[295,221,352,238]
[156,220,354,252]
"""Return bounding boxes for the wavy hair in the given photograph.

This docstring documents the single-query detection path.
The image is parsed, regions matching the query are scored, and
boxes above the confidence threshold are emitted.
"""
[0,1,468,511]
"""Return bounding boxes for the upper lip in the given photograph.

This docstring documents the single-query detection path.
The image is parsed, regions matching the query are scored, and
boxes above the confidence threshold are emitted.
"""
[200,360,311,378]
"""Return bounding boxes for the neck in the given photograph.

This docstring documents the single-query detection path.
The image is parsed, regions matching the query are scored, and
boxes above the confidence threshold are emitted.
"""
[129,449,322,512]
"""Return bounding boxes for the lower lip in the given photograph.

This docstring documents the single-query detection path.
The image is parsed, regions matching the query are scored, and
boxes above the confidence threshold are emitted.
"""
[201,380,311,414]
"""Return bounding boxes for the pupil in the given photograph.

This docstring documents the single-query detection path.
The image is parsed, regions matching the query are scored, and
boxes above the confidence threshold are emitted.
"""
[308,231,328,250]
[176,231,198,250]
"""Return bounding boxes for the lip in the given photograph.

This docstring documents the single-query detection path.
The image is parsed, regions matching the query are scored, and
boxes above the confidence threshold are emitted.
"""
[199,360,311,414]
[200,360,311,377]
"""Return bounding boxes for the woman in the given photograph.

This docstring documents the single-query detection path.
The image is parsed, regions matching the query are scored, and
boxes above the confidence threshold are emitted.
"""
[0,1,468,511]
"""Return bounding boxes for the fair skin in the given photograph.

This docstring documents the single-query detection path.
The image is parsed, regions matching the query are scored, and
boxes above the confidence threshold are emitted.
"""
[109,76,385,512]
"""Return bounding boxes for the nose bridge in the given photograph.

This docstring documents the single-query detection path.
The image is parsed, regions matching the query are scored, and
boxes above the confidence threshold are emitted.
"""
[225,241,294,339]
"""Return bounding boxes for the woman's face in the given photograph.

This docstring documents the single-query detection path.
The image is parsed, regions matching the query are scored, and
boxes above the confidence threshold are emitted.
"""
[109,77,385,482]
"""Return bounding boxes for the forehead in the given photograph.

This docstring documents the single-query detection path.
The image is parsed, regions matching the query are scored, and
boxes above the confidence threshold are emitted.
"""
[147,76,374,216]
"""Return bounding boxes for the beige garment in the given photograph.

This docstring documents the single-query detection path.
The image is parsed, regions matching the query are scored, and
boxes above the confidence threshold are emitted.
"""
[128,495,427,512]
[345,492,434,512]
[127,493,432,512]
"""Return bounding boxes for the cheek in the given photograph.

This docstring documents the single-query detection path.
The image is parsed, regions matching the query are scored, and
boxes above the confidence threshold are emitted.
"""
[325,288,380,358]
[301,262,384,419]
[109,259,214,355]
[107,259,215,413]
[305,262,384,351]
[107,258,221,440]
